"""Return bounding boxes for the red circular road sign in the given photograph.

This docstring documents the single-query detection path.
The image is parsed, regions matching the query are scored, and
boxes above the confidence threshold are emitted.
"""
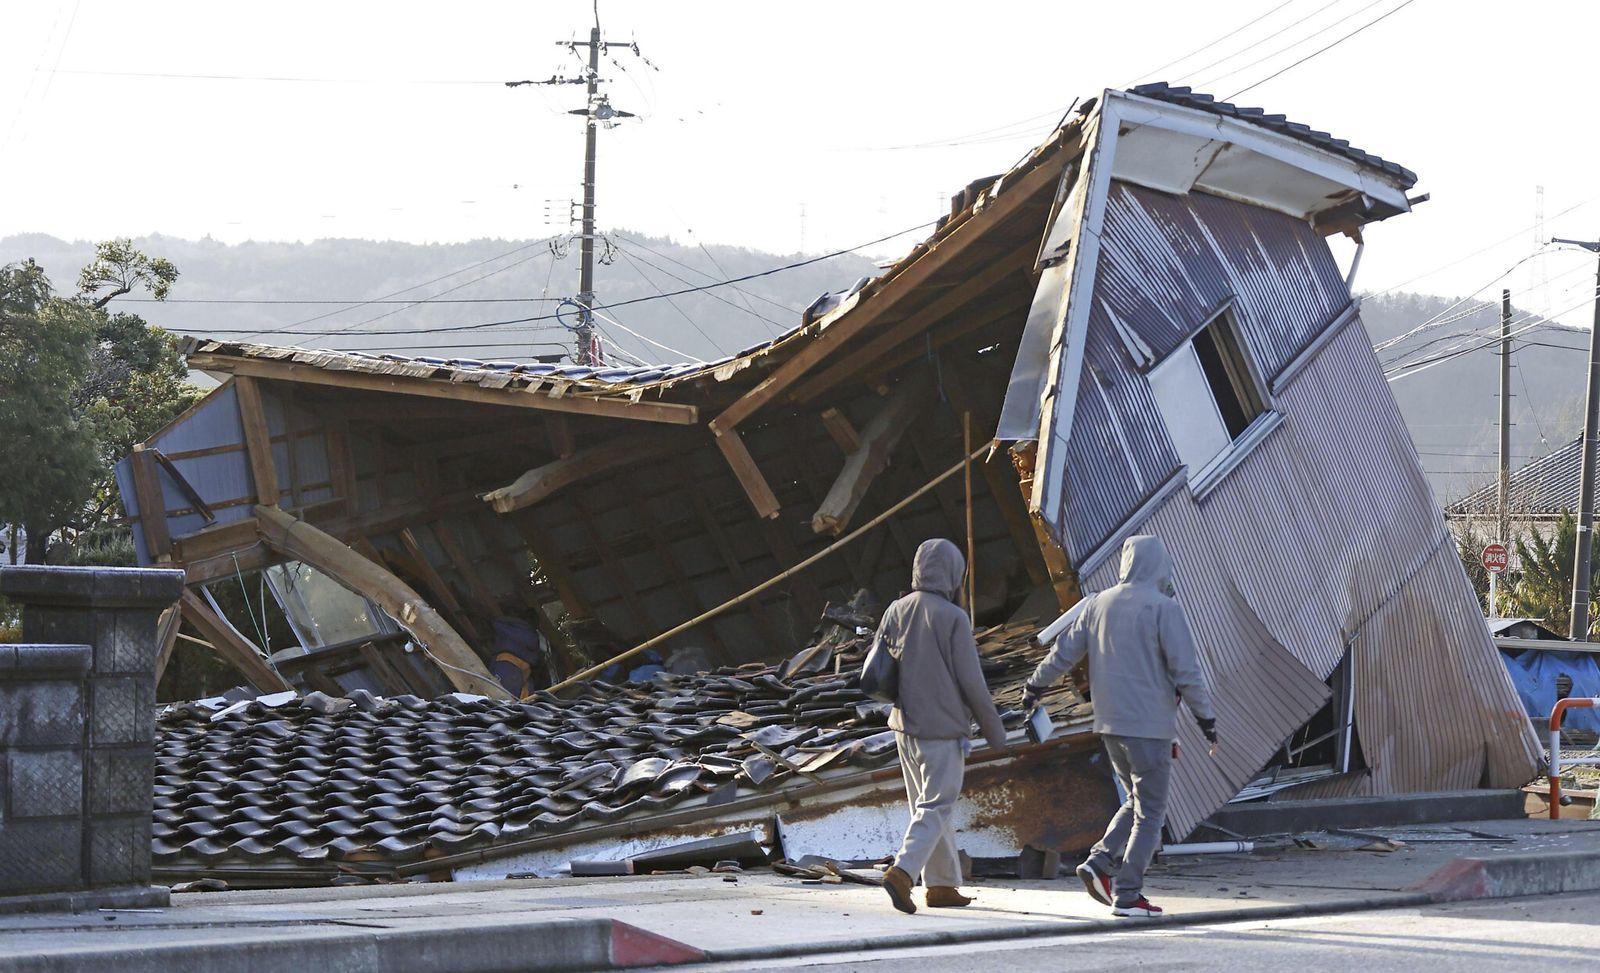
[1482,543,1509,574]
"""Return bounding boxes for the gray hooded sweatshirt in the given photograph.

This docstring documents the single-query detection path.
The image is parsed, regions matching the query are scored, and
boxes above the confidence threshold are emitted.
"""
[1026,535,1215,740]
[880,539,1008,750]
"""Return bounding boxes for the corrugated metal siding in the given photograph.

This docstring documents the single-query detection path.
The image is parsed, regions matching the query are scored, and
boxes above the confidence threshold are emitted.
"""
[1076,317,1540,834]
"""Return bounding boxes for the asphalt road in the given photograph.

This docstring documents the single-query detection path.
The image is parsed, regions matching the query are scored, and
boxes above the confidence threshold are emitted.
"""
[669,891,1598,972]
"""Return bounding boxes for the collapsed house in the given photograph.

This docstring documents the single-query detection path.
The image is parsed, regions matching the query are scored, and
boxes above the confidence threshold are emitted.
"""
[121,83,1541,882]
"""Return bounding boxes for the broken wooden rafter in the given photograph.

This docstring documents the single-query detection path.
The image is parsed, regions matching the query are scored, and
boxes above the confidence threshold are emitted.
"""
[192,354,699,425]
[128,446,172,560]
[712,425,782,520]
[178,588,293,693]
[152,604,182,687]
[253,503,510,699]
[811,379,928,535]
[482,430,690,515]
[819,408,861,454]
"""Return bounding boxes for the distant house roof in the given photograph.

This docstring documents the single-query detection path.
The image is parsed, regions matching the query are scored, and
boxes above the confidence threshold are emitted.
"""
[1446,437,1583,519]
[1128,83,1419,189]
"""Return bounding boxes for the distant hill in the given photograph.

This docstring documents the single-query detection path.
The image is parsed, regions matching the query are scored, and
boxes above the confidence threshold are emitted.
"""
[3,233,1588,504]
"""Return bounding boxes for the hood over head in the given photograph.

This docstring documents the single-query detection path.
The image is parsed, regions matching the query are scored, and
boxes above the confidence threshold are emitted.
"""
[1119,535,1176,596]
[911,538,966,602]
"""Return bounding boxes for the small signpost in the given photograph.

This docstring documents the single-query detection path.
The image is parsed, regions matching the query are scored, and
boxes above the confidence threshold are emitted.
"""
[1483,543,1509,619]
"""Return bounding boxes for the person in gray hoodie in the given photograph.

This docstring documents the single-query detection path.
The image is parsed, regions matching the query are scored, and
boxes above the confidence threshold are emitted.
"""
[1022,535,1216,918]
[876,538,1008,915]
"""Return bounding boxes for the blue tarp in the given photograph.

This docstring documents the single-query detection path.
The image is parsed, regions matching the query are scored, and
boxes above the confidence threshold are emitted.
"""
[1500,649,1600,735]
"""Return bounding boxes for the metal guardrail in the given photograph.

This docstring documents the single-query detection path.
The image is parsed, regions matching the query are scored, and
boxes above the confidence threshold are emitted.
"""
[1548,697,1600,819]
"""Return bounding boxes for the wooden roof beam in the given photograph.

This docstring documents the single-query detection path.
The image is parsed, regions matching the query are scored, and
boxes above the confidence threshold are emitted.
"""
[233,376,280,507]
[706,138,1072,436]
[811,379,928,536]
[482,430,691,514]
[191,354,700,425]
[178,588,293,693]
[253,503,510,699]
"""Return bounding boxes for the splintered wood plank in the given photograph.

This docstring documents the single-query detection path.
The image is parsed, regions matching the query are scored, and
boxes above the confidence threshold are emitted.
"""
[398,527,481,643]
[483,430,689,514]
[153,605,182,687]
[819,408,862,454]
[233,376,280,507]
[712,425,781,519]
[178,588,292,693]
[812,380,928,535]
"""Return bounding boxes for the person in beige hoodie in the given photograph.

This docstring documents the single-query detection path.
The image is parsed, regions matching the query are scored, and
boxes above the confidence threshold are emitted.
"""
[874,538,1008,914]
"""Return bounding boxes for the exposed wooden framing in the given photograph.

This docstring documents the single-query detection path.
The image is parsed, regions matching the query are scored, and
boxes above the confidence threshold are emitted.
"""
[253,503,509,699]
[177,588,293,692]
[938,366,1050,587]
[324,419,359,510]
[757,518,827,628]
[356,640,414,695]
[567,493,654,636]
[234,376,280,507]
[791,462,869,590]
[430,520,504,618]
[282,386,304,508]
[412,449,441,502]
[707,141,1071,436]
[819,408,861,454]
[149,449,215,524]
[483,431,690,515]
[712,425,781,519]
[171,517,260,565]
[128,446,172,560]
[855,297,1029,393]
[1010,443,1081,609]
[397,527,481,643]
[192,354,700,425]
[182,545,278,585]
[414,424,547,464]
[680,473,784,647]
[631,497,731,659]
[811,380,928,535]
[508,511,596,622]
[904,420,971,543]
[546,415,576,458]
[152,604,182,687]
[793,243,1037,404]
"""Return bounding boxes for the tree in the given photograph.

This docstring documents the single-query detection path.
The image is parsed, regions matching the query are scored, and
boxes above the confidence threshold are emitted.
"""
[1504,512,1599,638]
[0,244,197,564]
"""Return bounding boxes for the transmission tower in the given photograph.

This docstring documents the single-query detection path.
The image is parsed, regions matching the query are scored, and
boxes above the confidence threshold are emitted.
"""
[507,3,647,365]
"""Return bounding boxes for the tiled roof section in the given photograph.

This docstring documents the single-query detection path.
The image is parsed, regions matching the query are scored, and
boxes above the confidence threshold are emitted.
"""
[1446,436,1584,518]
[152,621,1085,878]
[1127,83,1419,188]
[180,335,789,395]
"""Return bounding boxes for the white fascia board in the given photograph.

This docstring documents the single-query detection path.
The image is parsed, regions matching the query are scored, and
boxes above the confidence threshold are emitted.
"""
[1105,89,1413,217]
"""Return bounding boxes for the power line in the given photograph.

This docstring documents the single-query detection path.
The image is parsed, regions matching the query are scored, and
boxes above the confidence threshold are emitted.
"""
[611,238,785,334]
[1123,0,1303,86]
[55,68,505,85]
[1178,0,1347,86]
[610,245,730,355]
[1195,0,1391,91]
[612,232,800,316]
[1226,0,1421,101]
[120,297,566,305]
[183,220,935,340]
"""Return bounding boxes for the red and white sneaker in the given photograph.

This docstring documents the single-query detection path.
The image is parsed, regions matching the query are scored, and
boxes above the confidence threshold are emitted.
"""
[1075,861,1113,906]
[1111,896,1164,918]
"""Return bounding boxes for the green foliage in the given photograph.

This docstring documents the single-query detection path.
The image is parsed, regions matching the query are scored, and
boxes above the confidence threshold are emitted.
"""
[1504,512,1600,638]
[0,245,198,564]
[77,238,178,308]
[1456,520,1493,612]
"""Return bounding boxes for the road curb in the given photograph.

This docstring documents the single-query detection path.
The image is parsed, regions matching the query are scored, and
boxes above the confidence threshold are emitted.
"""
[1414,849,1600,903]
[0,917,703,973]
[696,892,1436,967]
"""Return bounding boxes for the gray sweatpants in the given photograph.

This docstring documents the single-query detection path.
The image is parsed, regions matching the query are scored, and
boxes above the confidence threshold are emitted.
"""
[893,733,965,888]
[1086,734,1172,906]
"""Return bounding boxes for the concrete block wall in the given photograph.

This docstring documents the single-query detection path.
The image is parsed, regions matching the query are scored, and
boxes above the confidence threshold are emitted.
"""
[0,566,183,896]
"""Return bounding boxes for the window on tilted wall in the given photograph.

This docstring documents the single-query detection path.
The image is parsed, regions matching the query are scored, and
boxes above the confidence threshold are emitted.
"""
[1147,309,1266,475]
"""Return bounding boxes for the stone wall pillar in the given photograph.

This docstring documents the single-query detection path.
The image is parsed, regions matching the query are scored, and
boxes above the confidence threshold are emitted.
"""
[0,565,183,911]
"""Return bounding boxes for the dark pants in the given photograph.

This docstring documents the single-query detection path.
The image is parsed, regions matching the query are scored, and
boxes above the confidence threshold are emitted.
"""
[1085,734,1171,906]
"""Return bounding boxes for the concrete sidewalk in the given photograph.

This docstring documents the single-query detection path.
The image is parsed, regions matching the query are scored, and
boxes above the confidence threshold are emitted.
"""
[3,817,1599,972]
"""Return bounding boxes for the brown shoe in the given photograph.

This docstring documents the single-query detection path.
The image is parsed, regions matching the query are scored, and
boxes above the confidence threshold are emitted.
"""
[883,866,916,914]
[925,886,973,908]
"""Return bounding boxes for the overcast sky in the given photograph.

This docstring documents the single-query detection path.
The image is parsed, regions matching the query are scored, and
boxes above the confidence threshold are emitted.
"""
[3,0,1598,323]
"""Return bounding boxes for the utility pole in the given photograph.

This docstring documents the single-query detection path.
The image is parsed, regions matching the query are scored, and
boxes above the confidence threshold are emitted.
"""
[507,5,644,366]
[1491,288,1511,618]
[1555,237,1600,640]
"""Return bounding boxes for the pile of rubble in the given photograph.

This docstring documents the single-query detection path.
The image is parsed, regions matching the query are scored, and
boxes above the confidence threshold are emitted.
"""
[152,615,1082,882]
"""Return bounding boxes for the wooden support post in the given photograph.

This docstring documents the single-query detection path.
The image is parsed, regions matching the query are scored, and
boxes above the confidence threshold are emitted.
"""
[1011,444,1081,609]
[234,376,280,507]
[397,527,481,643]
[253,504,509,699]
[811,380,927,535]
[281,385,303,509]
[819,408,862,454]
[128,446,172,560]
[178,588,293,692]
[324,419,360,512]
[483,431,688,514]
[711,425,781,520]
[152,604,182,688]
